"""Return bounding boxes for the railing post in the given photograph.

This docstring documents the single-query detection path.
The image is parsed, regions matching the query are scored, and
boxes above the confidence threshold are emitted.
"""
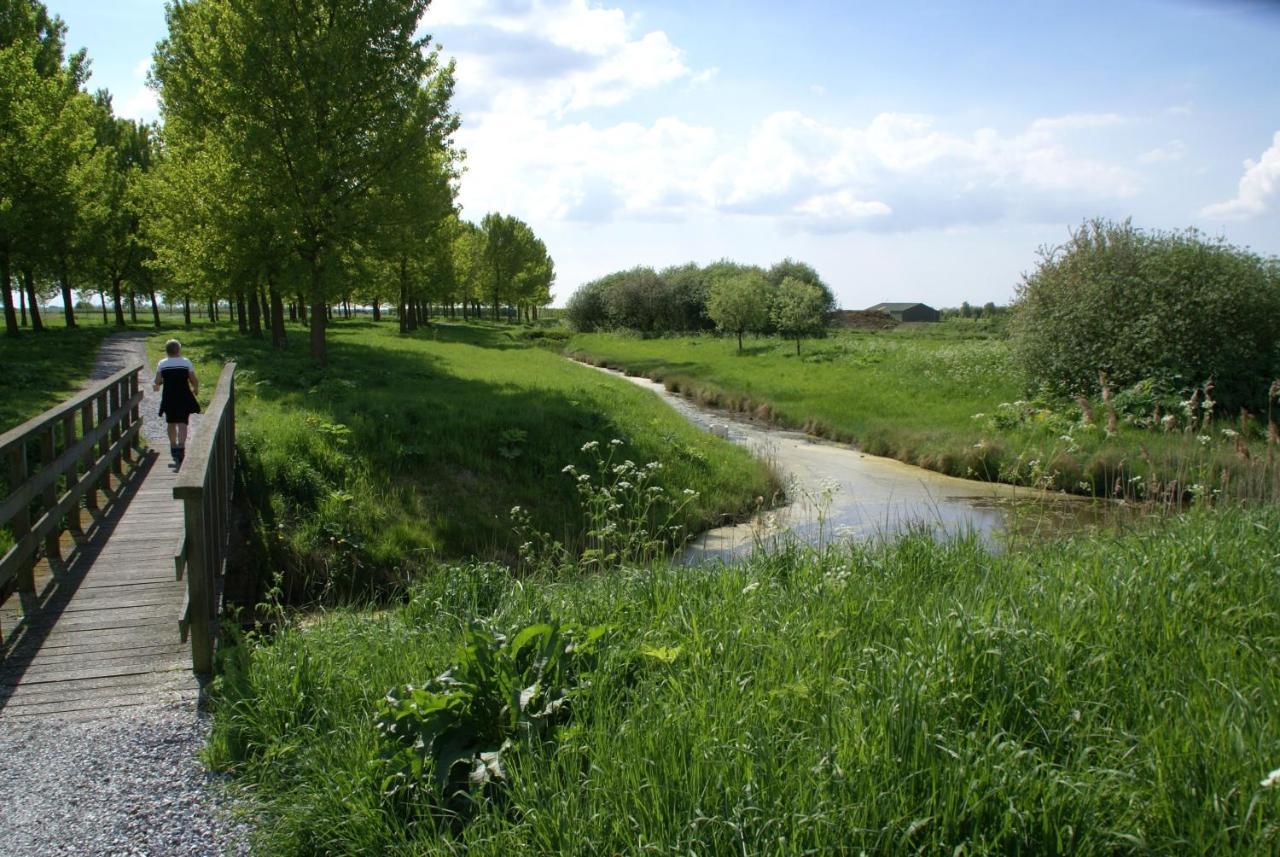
[39,427,61,564]
[6,444,34,594]
[62,413,82,536]
[108,384,123,480]
[183,492,213,675]
[80,403,98,512]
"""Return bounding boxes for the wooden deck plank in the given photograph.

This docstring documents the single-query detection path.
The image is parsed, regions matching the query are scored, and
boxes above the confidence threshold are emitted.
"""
[0,423,201,719]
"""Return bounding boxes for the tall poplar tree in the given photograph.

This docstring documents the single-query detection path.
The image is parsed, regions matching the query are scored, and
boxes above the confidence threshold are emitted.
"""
[152,0,457,363]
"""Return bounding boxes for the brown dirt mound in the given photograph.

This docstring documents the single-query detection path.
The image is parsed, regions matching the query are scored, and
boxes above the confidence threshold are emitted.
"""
[830,310,899,330]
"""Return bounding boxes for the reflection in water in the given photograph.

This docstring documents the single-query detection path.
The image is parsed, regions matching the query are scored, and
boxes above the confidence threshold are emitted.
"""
[583,364,1124,563]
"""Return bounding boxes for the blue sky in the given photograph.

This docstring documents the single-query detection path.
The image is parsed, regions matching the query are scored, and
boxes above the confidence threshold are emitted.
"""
[51,0,1280,308]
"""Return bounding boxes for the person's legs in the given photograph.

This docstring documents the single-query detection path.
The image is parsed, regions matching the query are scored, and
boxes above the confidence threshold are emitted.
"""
[175,421,188,465]
[167,422,179,463]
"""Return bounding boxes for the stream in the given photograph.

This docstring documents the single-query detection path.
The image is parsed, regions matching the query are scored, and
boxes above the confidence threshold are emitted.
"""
[587,365,1117,562]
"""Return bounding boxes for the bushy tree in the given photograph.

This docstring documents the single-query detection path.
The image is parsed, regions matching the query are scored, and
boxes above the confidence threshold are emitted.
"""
[1011,219,1280,411]
[770,276,828,355]
[766,257,836,316]
[707,270,771,352]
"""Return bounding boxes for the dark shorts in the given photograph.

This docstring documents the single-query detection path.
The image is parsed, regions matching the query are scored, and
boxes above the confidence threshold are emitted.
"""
[166,413,191,425]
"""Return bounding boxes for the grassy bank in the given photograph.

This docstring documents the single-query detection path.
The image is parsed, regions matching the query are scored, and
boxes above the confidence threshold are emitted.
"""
[148,320,775,594]
[207,506,1280,854]
[566,327,1280,501]
[0,318,116,433]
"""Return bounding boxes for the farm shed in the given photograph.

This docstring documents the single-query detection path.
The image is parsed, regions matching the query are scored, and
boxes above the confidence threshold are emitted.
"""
[865,302,940,323]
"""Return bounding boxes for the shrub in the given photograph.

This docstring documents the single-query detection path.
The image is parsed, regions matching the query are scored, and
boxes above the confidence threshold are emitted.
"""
[1011,219,1280,412]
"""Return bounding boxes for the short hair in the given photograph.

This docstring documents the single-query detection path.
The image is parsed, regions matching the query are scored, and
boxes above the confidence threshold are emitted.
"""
[165,339,182,356]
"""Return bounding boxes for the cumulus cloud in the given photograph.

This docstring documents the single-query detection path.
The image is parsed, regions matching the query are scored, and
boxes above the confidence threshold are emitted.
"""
[1200,131,1280,220]
[426,0,692,118]
[427,3,1140,234]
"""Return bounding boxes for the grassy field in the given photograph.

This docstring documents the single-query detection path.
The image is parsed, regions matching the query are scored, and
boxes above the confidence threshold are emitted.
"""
[566,325,1280,502]
[207,506,1280,854]
[147,320,776,596]
[0,316,117,433]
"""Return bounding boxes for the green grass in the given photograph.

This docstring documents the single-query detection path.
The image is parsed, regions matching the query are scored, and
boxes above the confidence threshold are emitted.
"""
[0,316,116,433]
[207,506,1280,854]
[147,319,776,595]
[566,327,1280,501]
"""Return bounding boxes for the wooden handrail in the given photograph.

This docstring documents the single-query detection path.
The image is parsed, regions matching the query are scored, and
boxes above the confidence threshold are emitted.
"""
[173,363,236,676]
[0,364,144,643]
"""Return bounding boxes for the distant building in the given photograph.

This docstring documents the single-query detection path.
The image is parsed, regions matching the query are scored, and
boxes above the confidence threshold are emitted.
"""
[865,302,940,323]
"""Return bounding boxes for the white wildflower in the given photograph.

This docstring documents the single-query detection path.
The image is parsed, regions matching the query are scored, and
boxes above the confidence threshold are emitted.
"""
[1220,428,1238,438]
[1196,434,1212,446]
[683,489,697,496]
[561,464,576,474]
[1262,768,1280,789]
[580,440,599,452]
[610,438,624,446]
[741,582,760,594]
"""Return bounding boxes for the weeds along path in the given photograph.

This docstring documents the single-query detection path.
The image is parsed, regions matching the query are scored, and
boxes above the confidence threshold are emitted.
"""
[577,361,1106,559]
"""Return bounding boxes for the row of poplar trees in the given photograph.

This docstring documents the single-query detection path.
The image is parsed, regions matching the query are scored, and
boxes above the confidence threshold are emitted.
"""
[2,0,556,364]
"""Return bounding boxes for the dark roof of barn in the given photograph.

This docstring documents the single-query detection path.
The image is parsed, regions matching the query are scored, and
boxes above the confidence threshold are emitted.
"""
[866,302,932,313]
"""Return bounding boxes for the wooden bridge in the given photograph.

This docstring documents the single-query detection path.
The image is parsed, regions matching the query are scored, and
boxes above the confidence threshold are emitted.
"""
[0,362,237,720]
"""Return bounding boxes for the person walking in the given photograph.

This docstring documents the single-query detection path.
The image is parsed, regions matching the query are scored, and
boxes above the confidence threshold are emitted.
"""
[153,339,201,468]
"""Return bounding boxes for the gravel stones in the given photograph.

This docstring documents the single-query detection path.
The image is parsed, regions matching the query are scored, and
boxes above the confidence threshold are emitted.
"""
[0,702,250,856]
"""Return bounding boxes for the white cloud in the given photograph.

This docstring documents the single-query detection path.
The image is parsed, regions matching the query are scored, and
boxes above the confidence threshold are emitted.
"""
[430,4,1140,235]
[426,0,694,118]
[1138,140,1187,164]
[113,56,158,123]
[1200,131,1280,220]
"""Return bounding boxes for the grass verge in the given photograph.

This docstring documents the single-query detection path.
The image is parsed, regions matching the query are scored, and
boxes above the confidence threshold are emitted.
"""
[147,320,776,596]
[207,506,1280,854]
[565,328,1280,501]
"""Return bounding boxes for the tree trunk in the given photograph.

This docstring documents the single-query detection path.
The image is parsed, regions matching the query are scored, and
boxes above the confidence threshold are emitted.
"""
[268,279,287,349]
[795,337,801,355]
[99,291,107,325]
[129,290,138,323]
[236,290,248,334]
[737,331,743,353]
[288,301,296,322]
[247,285,261,337]
[59,259,76,328]
[372,300,381,322]
[297,294,307,326]
[259,287,271,331]
[1,250,18,335]
[149,290,161,328]
[112,279,126,326]
[183,296,191,325]
[206,298,215,322]
[309,260,326,364]
[18,277,28,327]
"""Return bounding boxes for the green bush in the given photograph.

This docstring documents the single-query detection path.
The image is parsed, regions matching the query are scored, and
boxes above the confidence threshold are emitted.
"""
[1011,219,1280,411]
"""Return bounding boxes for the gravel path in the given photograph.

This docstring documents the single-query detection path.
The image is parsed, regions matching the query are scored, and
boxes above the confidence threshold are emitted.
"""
[0,332,251,857]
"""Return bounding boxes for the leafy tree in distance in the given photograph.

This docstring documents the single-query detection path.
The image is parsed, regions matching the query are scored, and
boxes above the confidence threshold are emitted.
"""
[766,257,836,315]
[771,276,829,355]
[707,270,771,352]
[1011,219,1280,411]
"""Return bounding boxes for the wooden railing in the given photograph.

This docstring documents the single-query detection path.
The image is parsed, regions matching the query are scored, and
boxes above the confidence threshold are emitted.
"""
[0,365,145,643]
[174,363,236,676]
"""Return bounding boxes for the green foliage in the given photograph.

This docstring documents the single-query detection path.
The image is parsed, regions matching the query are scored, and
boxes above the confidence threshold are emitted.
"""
[151,0,459,361]
[565,258,833,336]
[0,313,112,432]
[706,269,771,351]
[376,621,608,811]
[209,508,1280,854]
[1011,219,1280,411]
[769,275,829,354]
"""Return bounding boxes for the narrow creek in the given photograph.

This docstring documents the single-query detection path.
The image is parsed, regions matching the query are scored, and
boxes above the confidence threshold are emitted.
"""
[584,364,1118,562]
